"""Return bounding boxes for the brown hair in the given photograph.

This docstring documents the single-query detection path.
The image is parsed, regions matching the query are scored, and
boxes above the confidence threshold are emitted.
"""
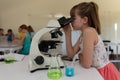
[0,28,4,31]
[7,29,12,32]
[70,2,101,34]
[19,24,28,30]
[28,25,34,32]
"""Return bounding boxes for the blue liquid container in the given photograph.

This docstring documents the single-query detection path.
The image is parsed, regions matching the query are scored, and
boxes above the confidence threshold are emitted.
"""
[65,67,74,77]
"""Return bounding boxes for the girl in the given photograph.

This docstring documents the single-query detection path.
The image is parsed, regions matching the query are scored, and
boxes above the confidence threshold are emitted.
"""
[63,2,120,80]
[6,29,15,42]
[27,25,35,41]
[0,28,4,36]
[12,24,31,55]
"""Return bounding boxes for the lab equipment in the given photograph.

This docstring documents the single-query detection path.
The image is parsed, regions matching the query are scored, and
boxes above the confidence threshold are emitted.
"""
[29,16,74,72]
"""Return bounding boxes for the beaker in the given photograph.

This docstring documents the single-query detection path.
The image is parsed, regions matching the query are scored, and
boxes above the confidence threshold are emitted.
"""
[65,53,78,77]
[65,64,74,77]
[47,54,62,79]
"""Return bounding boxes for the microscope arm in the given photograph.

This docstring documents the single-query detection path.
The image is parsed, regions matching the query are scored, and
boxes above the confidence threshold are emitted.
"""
[29,27,65,72]
[30,27,56,56]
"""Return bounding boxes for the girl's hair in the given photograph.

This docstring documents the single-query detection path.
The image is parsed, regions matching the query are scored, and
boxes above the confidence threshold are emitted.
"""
[70,2,101,34]
[28,25,34,32]
[0,28,4,31]
[7,29,12,32]
[19,24,28,30]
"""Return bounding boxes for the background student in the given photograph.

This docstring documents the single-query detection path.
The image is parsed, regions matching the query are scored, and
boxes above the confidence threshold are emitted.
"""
[6,29,15,42]
[27,25,35,41]
[12,24,31,55]
[0,28,4,36]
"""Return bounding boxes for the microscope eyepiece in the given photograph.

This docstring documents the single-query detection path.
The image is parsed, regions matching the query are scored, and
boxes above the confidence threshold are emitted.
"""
[58,16,74,28]
[49,16,73,39]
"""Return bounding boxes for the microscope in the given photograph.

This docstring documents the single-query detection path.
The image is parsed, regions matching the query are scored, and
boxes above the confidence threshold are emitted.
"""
[29,16,74,73]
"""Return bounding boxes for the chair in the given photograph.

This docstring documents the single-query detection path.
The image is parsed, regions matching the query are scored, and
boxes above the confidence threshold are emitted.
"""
[103,40,120,71]
[103,40,114,57]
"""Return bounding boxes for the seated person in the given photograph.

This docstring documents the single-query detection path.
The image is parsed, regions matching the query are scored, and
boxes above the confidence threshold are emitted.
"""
[6,29,15,42]
[0,28,6,42]
[12,24,31,55]
[28,25,35,41]
[0,28,4,36]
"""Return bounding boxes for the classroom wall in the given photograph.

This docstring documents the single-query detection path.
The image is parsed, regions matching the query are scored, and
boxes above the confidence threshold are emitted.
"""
[0,0,78,33]
[0,0,120,43]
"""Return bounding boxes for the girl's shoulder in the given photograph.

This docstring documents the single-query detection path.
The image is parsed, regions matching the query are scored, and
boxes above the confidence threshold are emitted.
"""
[83,27,96,35]
[84,27,95,31]
[83,27,98,43]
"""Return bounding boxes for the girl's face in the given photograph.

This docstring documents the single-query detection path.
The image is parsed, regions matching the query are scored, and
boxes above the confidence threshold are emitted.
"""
[8,32,12,35]
[21,28,27,33]
[21,29,25,33]
[71,14,85,30]
[71,10,88,30]
[0,30,4,35]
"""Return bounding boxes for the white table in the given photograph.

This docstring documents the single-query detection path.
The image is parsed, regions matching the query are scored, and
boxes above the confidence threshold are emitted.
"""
[0,56,104,80]
[0,42,22,53]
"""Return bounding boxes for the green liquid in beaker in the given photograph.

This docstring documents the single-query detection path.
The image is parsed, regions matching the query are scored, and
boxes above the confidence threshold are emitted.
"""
[4,56,15,64]
[47,69,62,79]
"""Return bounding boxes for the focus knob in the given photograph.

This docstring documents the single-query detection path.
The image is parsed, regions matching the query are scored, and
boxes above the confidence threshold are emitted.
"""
[34,56,44,65]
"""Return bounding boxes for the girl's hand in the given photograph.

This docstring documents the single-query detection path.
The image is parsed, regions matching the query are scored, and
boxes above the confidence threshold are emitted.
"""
[63,23,72,35]
[12,39,18,44]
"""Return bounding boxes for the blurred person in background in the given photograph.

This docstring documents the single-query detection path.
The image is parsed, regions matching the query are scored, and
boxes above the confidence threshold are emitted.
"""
[18,26,23,39]
[12,24,31,55]
[0,28,4,36]
[28,25,35,41]
[6,29,15,42]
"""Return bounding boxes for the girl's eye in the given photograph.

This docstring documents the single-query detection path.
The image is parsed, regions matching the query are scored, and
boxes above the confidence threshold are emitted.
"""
[74,17,76,21]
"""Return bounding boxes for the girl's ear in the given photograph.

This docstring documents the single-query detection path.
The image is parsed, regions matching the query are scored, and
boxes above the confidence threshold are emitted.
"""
[83,16,88,24]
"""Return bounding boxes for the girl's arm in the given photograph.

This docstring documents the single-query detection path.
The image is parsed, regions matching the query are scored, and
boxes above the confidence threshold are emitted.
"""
[79,28,97,68]
[67,36,81,58]
[63,24,81,58]
[12,33,26,45]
